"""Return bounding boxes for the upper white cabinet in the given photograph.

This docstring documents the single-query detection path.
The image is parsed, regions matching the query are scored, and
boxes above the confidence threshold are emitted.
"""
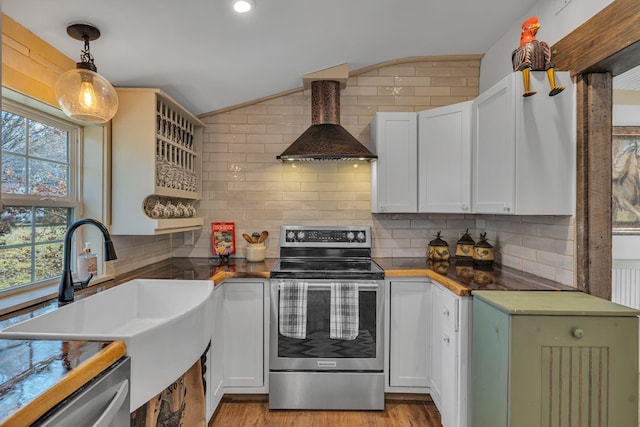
[418,101,472,213]
[111,88,205,235]
[370,112,418,213]
[472,72,575,214]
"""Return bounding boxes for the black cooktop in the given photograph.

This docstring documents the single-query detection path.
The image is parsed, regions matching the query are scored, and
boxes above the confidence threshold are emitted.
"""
[270,258,384,280]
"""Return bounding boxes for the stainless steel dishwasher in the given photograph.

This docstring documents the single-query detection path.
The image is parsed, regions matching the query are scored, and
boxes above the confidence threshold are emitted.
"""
[34,356,130,427]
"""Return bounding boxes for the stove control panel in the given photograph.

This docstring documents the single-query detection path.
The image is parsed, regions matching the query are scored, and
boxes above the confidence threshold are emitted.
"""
[281,226,370,246]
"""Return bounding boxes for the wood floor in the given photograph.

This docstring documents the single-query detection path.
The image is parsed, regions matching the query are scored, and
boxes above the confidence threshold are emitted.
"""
[209,395,442,427]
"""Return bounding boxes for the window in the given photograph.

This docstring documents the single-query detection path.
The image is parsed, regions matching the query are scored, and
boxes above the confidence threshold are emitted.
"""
[0,100,80,292]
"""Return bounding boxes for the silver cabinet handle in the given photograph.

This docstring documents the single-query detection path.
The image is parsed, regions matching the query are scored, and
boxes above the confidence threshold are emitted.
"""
[572,328,584,339]
[92,379,129,427]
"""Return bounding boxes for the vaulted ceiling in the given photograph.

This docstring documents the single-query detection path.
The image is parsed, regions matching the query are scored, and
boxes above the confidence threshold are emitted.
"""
[5,0,561,115]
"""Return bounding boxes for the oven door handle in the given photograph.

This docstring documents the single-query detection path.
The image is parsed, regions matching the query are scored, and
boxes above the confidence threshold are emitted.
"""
[277,282,378,291]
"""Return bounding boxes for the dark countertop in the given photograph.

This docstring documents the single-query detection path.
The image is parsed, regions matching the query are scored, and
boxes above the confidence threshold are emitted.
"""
[0,255,574,423]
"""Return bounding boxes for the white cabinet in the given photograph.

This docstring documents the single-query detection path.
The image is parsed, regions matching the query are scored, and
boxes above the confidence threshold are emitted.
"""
[418,101,472,213]
[223,280,266,390]
[370,112,418,213]
[206,285,224,422]
[431,281,472,427]
[472,71,575,214]
[111,88,205,235]
[388,279,431,388]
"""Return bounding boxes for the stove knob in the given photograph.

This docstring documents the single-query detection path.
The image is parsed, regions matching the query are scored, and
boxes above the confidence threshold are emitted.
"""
[286,231,295,241]
[356,231,366,242]
[346,232,355,241]
[297,231,306,241]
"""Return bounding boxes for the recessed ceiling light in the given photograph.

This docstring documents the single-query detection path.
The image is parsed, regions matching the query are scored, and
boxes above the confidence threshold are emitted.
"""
[233,0,254,13]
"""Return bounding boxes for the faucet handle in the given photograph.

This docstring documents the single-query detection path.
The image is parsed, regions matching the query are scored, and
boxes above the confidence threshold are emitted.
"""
[73,273,94,291]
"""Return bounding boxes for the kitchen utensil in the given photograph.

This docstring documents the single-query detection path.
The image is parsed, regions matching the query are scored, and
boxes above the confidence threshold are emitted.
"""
[242,233,254,244]
[258,230,269,243]
[251,232,261,243]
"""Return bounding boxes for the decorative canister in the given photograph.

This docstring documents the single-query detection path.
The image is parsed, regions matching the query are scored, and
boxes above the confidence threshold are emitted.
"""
[455,228,475,261]
[473,232,495,266]
[427,231,450,261]
[245,243,266,262]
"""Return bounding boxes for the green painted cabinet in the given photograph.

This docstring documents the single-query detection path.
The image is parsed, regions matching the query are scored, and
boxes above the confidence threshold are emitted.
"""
[472,291,639,427]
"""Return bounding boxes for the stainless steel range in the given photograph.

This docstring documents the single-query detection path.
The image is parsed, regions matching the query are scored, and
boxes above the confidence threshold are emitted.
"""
[269,225,384,410]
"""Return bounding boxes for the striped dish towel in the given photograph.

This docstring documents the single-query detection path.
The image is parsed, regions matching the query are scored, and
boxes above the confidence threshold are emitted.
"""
[279,280,308,339]
[330,282,359,340]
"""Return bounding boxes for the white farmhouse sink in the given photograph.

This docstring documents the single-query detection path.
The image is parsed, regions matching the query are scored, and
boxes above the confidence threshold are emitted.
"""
[0,279,214,411]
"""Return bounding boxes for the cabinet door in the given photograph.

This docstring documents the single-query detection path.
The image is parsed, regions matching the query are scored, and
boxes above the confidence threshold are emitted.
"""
[207,285,224,420]
[439,287,459,427]
[223,281,264,388]
[418,102,472,213]
[389,281,430,387]
[514,71,575,215]
[472,75,516,214]
[370,112,418,213]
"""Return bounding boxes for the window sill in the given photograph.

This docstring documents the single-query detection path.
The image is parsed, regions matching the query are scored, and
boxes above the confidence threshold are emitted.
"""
[0,275,115,318]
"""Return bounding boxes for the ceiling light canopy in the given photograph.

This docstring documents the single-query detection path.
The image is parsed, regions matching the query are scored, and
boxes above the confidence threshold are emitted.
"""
[233,0,255,13]
[55,23,118,125]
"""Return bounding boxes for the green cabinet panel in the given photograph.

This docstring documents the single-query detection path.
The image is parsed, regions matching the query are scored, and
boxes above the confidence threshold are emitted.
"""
[472,291,639,427]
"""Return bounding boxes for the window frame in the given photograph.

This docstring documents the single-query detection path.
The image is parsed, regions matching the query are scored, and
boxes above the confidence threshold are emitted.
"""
[1,98,82,295]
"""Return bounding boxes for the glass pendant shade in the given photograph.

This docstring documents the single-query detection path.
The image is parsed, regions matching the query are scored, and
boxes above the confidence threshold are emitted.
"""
[55,67,119,125]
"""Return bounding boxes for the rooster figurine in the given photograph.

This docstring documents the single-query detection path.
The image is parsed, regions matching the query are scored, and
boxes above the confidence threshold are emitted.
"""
[512,16,565,97]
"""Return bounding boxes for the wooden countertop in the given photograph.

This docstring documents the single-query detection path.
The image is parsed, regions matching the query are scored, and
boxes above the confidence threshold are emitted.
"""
[375,257,576,296]
[0,340,126,426]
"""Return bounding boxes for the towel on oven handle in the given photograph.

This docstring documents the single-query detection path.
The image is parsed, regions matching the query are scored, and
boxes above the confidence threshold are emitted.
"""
[330,282,359,340]
[279,280,308,339]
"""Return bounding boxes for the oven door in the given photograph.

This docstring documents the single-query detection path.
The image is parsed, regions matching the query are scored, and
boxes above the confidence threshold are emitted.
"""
[269,279,384,372]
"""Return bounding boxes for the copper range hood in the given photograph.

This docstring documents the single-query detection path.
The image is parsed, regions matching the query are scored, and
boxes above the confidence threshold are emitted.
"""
[277,65,377,162]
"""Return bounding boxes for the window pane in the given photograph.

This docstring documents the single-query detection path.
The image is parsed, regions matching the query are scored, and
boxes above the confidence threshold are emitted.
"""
[1,111,26,154]
[34,243,64,282]
[29,120,68,162]
[0,206,32,245]
[1,153,27,194]
[34,207,69,242]
[0,205,71,290]
[28,159,68,197]
[0,247,32,290]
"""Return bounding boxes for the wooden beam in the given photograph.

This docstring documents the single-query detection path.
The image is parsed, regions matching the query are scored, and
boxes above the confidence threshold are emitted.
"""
[574,73,612,299]
[551,0,640,76]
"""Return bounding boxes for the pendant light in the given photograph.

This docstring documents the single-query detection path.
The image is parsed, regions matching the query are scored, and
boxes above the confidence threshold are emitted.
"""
[233,0,255,13]
[55,23,118,125]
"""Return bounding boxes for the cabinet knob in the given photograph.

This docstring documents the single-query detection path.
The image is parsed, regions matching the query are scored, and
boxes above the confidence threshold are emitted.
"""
[461,204,469,212]
[443,334,450,343]
[443,308,450,317]
[572,328,584,339]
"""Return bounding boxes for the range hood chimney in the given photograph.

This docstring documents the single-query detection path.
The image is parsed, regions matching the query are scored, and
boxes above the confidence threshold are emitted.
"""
[277,65,377,162]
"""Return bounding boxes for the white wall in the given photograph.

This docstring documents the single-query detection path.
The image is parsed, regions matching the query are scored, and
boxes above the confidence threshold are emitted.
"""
[480,0,613,91]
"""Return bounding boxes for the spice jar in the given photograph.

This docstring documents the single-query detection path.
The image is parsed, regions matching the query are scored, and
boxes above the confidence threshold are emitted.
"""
[427,231,450,261]
[455,229,475,262]
[473,232,494,266]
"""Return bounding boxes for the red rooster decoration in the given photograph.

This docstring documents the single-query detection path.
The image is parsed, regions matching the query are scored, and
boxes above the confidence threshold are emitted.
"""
[511,16,565,97]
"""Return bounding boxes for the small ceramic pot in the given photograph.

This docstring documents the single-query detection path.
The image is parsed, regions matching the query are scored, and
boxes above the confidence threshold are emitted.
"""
[473,232,495,266]
[427,231,450,261]
[245,243,266,262]
[455,229,475,261]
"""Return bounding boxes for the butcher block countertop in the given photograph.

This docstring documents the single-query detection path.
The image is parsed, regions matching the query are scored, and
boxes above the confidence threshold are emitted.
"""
[375,257,576,296]
[0,256,573,422]
[0,339,126,426]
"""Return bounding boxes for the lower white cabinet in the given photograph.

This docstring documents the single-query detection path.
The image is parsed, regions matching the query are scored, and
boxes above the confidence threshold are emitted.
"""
[387,278,471,427]
[388,279,431,388]
[223,280,266,391]
[206,284,225,421]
